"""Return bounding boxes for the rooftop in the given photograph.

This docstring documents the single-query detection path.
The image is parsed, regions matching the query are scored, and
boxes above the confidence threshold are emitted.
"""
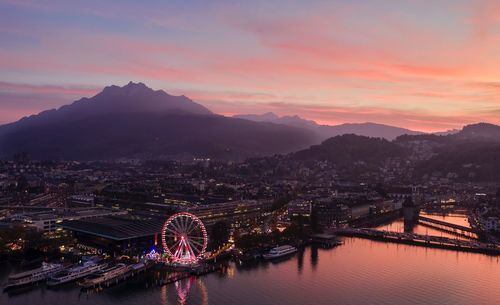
[12,208,126,221]
[61,216,164,241]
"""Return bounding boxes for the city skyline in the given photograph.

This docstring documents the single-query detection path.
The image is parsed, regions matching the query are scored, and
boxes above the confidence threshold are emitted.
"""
[2,0,500,131]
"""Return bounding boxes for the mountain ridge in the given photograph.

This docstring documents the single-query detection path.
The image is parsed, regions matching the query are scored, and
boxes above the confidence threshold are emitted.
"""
[234,112,422,140]
[0,83,317,160]
[0,82,212,133]
[2,82,500,164]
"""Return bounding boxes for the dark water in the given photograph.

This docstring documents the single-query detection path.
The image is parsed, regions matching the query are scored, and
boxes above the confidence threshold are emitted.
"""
[2,215,499,305]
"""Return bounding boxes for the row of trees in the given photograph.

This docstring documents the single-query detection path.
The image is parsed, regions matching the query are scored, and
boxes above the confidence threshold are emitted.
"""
[0,225,72,261]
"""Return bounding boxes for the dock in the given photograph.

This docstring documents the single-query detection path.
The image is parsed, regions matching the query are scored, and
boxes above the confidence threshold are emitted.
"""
[311,234,343,248]
[334,228,500,255]
[80,261,154,290]
[156,263,222,286]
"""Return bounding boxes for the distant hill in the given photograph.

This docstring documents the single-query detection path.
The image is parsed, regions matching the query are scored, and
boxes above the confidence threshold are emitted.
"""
[293,134,407,165]
[0,82,318,160]
[396,122,500,144]
[433,129,459,136]
[291,123,500,182]
[235,112,318,130]
[455,123,500,141]
[412,140,500,182]
[234,112,422,140]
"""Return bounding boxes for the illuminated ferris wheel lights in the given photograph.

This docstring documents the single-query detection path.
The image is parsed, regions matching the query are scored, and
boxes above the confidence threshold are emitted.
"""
[161,212,208,265]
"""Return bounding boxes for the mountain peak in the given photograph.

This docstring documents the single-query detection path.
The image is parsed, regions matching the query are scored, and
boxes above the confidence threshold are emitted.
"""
[126,81,146,87]
[0,82,213,133]
[233,112,279,122]
[102,81,153,95]
[80,82,212,115]
[0,87,315,160]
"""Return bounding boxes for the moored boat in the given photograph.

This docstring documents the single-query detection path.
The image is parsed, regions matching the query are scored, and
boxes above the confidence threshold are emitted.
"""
[263,245,298,260]
[47,261,108,287]
[3,262,64,291]
[78,263,128,288]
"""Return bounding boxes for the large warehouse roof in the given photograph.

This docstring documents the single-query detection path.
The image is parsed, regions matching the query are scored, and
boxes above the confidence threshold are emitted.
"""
[62,216,164,241]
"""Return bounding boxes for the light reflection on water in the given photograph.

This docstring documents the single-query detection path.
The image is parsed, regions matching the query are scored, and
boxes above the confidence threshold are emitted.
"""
[377,212,477,240]
[1,213,499,305]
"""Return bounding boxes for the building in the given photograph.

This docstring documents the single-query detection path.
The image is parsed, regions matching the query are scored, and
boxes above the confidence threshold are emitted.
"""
[61,215,164,256]
[96,197,178,218]
[10,208,127,233]
[69,194,96,206]
[182,200,273,228]
[287,199,312,220]
[483,217,499,232]
[313,198,350,229]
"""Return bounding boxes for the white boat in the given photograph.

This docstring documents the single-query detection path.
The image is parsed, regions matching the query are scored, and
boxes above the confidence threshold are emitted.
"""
[3,262,64,291]
[47,261,108,287]
[79,263,128,288]
[263,245,298,260]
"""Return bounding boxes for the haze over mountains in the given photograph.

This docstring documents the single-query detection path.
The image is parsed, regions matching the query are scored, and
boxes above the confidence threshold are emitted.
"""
[0,81,499,168]
[234,112,423,141]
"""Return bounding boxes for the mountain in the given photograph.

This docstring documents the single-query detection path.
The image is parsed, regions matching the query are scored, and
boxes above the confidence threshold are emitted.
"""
[233,112,422,140]
[395,122,500,181]
[290,125,500,182]
[317,122,422,140]
[396,122,500,145]
[234,112,280,122]
[0,81,211,135]
[0,83,318,160]
[412,140,500,182]
[234,113,318,130]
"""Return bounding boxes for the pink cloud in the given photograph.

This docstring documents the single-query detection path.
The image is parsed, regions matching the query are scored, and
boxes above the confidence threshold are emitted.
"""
[0,81,99,96]
[2,1,500,132]
[0,82,101,124]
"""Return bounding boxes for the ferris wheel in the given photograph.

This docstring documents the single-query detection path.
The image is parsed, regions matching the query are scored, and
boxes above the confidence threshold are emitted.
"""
[161,212,208,264]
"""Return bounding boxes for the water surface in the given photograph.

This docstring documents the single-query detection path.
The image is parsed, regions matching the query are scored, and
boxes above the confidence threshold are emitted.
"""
[2,214,498,305]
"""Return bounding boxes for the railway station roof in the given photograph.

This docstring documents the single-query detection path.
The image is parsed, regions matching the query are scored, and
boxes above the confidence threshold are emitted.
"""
[61,216,164,241]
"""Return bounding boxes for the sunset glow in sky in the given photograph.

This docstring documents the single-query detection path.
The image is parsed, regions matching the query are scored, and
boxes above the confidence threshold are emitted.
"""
[1,0,500,131]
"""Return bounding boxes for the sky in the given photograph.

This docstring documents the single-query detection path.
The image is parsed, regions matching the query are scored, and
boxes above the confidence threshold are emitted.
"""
[1,0,500,132]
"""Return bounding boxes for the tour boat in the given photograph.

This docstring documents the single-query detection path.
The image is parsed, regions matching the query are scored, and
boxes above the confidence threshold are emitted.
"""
[263,245,298,259]
[47,261,108,287]
[3,262,64,291]
[78,263,128,288]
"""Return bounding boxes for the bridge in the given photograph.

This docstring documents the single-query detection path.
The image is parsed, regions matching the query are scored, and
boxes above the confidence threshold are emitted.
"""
[417,215,477,238]
[417,215,474,232]
[334,228,500,255]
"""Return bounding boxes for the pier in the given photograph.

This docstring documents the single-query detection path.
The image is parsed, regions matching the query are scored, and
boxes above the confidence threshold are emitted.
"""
[417,215,475,233]
[311,234,343,248]
[334,228,500,255]
[80,262,153,290]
